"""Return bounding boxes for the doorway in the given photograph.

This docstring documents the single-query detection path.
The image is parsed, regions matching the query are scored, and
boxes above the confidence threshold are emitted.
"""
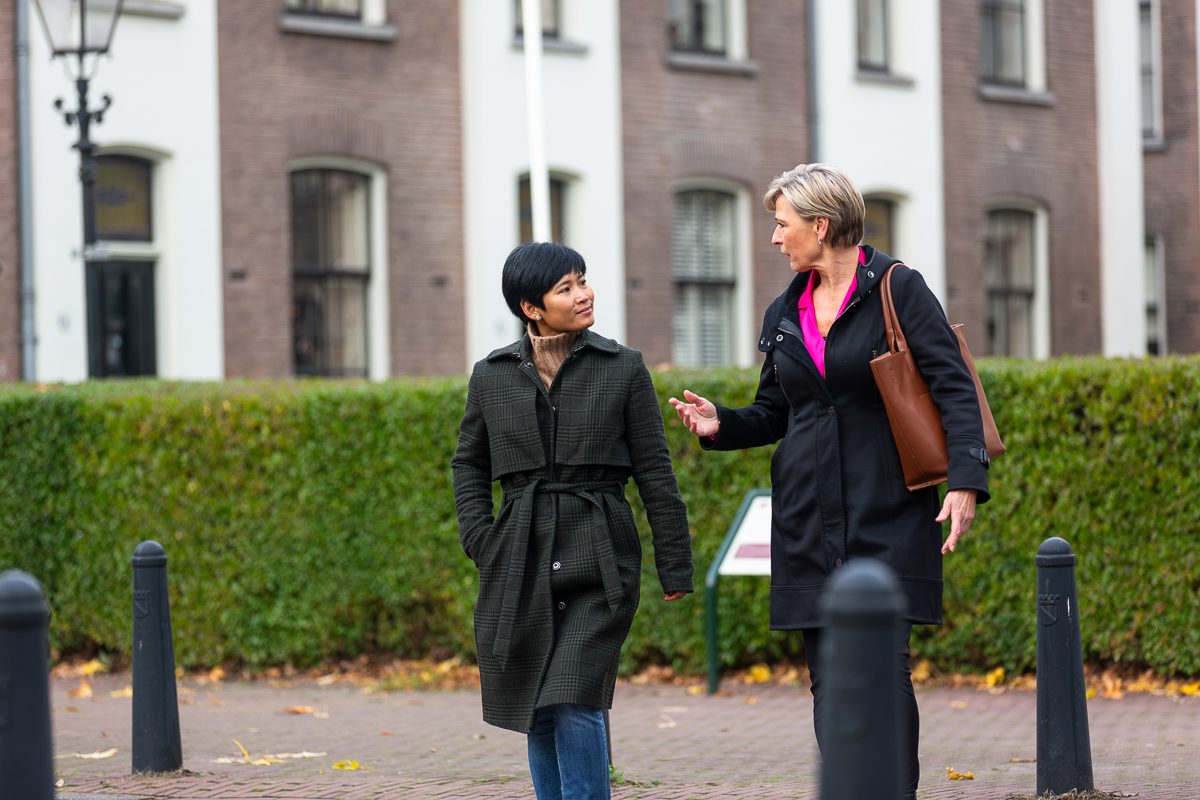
[86,261,157,378]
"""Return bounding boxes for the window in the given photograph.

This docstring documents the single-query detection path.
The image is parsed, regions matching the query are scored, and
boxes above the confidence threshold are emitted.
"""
[985,209,1036,357]
[1140,0,1161,139]
[518,176,567,244]
[862,197,895,255]
[981,0,1025,86]
[291,169,370,377]
[673,190,737,367]
[1145,238,1165,354]
[514,0,559,39]
[285,0,360,17]
[94,155,152,241]
[670,0,725,55]
[858,0,888,72]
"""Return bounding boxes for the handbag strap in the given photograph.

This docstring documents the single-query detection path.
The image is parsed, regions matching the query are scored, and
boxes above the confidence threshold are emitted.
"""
[879,262,906,354]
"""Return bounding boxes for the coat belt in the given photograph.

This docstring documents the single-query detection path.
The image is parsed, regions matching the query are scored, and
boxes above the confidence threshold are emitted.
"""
[492,478,625,670]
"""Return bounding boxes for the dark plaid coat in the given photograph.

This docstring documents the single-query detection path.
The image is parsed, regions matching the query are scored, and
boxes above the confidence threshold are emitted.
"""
[452,328,694,734]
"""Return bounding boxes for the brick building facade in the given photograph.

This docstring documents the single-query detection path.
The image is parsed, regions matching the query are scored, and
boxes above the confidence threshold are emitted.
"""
[217,0,465,377]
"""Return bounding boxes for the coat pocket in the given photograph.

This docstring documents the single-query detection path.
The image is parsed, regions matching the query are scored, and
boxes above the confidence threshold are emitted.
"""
[481,384,546,479]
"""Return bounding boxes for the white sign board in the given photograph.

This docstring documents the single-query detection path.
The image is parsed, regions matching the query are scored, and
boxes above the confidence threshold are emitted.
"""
[717,493,772,576]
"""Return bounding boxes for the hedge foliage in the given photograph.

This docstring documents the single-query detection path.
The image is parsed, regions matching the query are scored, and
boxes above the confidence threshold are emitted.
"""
[1,357,1198,677]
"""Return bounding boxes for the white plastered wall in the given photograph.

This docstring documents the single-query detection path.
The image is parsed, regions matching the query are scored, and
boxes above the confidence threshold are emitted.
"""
[815,0,947,304]
[1094,0,1147,356]
[29,0,224,381]
[460,0,626,366]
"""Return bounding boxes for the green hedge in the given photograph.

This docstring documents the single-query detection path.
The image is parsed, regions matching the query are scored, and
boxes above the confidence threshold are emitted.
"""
[1,358,1198,677]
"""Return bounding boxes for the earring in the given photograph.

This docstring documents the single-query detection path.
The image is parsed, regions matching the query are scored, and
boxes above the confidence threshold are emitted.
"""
[818,238,823,245]
[534,314,541,320]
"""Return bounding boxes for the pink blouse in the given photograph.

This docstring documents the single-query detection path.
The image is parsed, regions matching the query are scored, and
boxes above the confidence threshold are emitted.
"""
[798,247,865,379]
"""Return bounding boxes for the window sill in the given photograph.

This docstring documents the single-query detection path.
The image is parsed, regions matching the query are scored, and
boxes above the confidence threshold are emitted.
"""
[280,13,397,42]
[666,51,758,77]
[978,83,1056,106]
[122,0,185,19]
[1143,136,1167,153]
[511,35,588,55]
[88,241,159,261]
[855,68,914,88]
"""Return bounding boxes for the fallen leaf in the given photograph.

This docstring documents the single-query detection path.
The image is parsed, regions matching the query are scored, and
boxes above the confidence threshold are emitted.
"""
[175,667,185,679]
[209,666,226,683]
[380,731,393,736]
[429,747,438,752]
[80,659,108,677]
[67,679,92,699]
[264,751,327,759]
[90,696,104,703]
[687,685,704,695]
[747,664,772,684]
[745,696,758,705]
[472,734,486,740]
[77,748,119,759]
[334,760,372,770]
[64,706,81,712]
[55,779,64,788]
[102,731,114,737]
[212,757,238,763]
[268,680,292,689]
[110,686,133,699]
[653,714,677,729]
[950,701,969,709]
[208,692,225,707]
[177,686,194,696]
[316,674,339,686]
[1086,688,1097,699]
[984,667,1005,688]
[284,706,316,715]
[233,739,251,763]
[1009,758,1036,763]
[713,690,734,697]
[658,706,689,713]
[910,659,932,683]
[249,758,285,765]
[179,697,196,705]
[946,766,974,780]
[1181,683,1200,696]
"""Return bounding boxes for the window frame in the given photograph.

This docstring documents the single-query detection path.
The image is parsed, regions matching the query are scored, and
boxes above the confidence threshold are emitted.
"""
[518,173,569,245]
[667,0,748,64]
[1140,0,1164,142]
[979,0,1045,93]
[93,154,154,242]
[857,0,889,73]
[1144,236,1167,354]
[288,157,391,381]
[514,0,560,40]
[984,199,1050,359]
[671,178,755,368]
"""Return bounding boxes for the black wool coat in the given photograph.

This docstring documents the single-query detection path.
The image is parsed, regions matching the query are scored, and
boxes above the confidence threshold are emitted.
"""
[452,328,694,734]
[704,247,990,628]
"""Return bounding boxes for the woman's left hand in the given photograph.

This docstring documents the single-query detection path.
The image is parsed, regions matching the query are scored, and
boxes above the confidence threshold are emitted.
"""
[936,489,977,554]
[663,591,688,601]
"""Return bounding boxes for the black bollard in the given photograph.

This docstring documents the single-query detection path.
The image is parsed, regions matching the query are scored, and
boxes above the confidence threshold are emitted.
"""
[1036,537,1094,796]
[131,541,182,774]
[0,570,54,800]
[819,559,907,800]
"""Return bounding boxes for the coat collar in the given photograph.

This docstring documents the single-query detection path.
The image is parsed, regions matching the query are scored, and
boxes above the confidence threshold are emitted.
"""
[757,246,901,352]
[485,326,621,363]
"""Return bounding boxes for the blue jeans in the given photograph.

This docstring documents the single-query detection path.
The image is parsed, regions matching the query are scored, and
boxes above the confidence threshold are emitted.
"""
[527,703,610,800]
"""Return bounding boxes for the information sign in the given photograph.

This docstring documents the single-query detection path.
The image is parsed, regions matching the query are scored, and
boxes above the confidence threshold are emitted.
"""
[716,493,772,576]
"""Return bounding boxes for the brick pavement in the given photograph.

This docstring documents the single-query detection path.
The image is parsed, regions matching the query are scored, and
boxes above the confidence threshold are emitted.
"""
[52,675,1197,799]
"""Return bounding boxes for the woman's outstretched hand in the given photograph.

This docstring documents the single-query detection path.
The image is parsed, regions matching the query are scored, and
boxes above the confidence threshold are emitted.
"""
[667,390,720,438]
[663,591,687,601]
[936,489,977,554]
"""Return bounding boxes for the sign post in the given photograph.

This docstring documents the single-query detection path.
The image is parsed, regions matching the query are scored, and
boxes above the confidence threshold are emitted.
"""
[704,489,772,693]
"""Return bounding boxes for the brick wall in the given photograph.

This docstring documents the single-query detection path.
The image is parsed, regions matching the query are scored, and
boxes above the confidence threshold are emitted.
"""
[218,0,465,377]
[0,1,19,382]
[618,0,809,366]
[941,0,1103,356]
[1144,0,1200,353]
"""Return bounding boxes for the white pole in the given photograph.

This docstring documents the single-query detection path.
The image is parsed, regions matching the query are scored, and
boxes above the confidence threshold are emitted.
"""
[521,0,551,242]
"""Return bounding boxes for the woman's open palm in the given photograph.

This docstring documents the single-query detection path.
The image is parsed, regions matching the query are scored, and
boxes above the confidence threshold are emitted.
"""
[668,390,720,438]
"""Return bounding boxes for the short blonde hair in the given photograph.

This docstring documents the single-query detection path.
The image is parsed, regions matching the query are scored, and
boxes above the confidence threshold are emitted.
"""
[763,164,865,250]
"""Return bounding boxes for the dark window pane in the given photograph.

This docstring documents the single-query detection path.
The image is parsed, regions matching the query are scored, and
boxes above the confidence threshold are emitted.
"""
[981,0,1025,86]
[986,209,1036,357]
[862,198,894,254]
[857,0,888,71]
[518,176,566,243]
[514,0,559,38]
[284,0,360,17]
[87,261,156,378]
[670,0,725,55]
[1140,1,1156,137]
[94,156,152,241]
[291,168,371,377]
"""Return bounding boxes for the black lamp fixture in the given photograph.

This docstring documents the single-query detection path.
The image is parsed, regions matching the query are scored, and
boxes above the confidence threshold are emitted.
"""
[31,0,124,256]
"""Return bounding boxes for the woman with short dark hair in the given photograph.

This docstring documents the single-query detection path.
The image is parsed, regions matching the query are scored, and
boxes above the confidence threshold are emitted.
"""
[453,241,694,800]
[670,164,991,800]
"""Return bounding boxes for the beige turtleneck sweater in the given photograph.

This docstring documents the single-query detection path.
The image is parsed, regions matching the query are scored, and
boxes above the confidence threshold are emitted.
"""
[528,327,577,390]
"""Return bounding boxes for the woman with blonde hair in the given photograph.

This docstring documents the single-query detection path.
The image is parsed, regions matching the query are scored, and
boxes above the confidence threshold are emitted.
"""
[670,164,990,799]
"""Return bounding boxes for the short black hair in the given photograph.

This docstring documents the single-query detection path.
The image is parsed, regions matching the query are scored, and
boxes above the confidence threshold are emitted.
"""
[501,242,587,325]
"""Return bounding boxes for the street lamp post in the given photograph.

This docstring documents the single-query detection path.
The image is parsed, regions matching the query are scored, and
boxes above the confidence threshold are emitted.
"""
[30,0,124,376]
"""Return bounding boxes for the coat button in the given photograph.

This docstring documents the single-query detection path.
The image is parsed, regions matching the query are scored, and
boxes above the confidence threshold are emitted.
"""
[867,270,874,278]
[552,561,561,570]
[557,601,566,611]
[828,406,835,415]
[525,362,534,368]
[835,558,843,568]
[776,334,784,342]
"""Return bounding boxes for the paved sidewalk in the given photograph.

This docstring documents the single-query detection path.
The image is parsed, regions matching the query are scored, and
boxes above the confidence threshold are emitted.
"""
[52,675,1197,799]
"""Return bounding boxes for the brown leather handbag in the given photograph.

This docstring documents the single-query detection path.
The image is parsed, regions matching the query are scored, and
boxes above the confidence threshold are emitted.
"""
[869,263,1006,491]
